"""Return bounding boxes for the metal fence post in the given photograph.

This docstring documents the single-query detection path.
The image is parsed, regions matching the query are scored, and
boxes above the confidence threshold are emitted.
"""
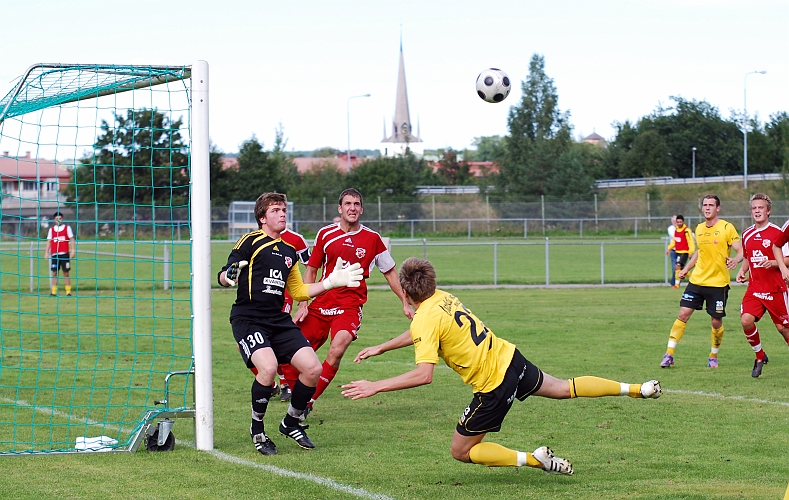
[600,242,605,285]
[634,218,638,238]
[545,237,550,286]
[664,237,669,285]
[163,244,170,291]
[524,218,528,239]
[410,220,414,239]
[30,241,34,293]
[422,238,427,259]
[580,219,583,238]
[493,242,498,286]
[468,220,471,239]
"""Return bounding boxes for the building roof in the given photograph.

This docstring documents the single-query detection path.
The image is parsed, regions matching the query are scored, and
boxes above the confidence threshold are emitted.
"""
[0,152,71,180]
[583,132,605,143]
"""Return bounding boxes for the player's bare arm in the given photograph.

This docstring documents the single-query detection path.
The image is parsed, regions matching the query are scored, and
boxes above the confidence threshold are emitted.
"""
[341,362,434,400]
[678,250,698,279]
[382,267,415,319]
[736,258,750,283]
[354,329,414,363]
[772,245,789,282]
[726,240,744,270]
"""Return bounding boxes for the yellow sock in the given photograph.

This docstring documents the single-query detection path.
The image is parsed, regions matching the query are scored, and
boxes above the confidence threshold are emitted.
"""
[666,319,686,356]
[710,326,724,357]
[469,442,532,467]
[51,285,57,295]
[65,286,71,295]
[675,268,680,284]
[569,376,632,398]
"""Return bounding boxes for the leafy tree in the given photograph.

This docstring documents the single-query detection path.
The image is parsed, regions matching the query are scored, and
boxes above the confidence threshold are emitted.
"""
[346,151,433,203]
[497,53,578,200]
[436,149,472,185]
[312,147,340,158]
[64,109,189,209]
[219,134,297,203]
[287,161,346,204]
[470,135,505,162]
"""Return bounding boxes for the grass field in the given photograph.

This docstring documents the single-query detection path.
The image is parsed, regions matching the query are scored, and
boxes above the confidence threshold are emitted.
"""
[1,284,788,499]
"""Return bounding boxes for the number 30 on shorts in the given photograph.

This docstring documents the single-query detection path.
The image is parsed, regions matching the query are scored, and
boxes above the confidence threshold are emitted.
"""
[246,331,266,348]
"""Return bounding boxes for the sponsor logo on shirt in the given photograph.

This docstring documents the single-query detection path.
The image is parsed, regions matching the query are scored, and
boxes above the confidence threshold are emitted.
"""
[284,256,293,268]
[750,249,768,266]
[263,278,285,287]
[762,239,772,248]
[262,286,283,295]
[318,307,345,316]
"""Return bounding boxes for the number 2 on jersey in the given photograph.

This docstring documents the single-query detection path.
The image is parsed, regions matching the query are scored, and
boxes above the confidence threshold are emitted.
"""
[454,306,489,346]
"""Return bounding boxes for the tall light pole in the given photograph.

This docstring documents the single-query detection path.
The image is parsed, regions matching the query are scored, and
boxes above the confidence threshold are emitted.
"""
[692,147,696,178]
[743,70,766,189]
[347,93,371,172]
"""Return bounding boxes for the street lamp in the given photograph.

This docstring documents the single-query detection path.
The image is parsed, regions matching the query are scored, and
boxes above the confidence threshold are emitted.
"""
[347,93,371,172]
[692,147,696,178]
[743,70,766,189]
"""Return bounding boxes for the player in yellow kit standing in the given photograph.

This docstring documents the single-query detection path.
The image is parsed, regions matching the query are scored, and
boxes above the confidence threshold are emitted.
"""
[342,258,662,475]
[660,194,743,369]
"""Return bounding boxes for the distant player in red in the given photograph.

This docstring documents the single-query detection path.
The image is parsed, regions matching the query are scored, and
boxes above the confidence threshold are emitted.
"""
[45,211,75,296]
[286,188,413,413]
[735,193,789,377]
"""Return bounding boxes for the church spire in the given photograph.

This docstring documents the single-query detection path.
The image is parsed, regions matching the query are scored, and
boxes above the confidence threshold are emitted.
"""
[382,34,421,145]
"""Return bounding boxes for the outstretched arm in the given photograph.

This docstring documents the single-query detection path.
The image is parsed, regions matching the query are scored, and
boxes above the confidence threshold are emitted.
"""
[341,362,434,400]
[382,267,414,319]
[354,329,414,363]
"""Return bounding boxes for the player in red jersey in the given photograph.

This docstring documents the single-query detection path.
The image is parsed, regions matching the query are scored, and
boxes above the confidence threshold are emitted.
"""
[45,211,76,296]
[285,188,413,414]
[735,193,789,377]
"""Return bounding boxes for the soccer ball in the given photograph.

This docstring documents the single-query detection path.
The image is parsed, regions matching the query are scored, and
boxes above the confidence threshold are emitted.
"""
[476,68,511,103]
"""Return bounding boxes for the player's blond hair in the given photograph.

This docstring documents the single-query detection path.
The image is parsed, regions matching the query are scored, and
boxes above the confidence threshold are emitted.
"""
[399,258,437,303]
[254,192,287,228]
[750,192,772,211]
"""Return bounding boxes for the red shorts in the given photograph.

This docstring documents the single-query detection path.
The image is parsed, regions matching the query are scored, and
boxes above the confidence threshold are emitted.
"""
[741,290,789,326]
[298,305,363,351]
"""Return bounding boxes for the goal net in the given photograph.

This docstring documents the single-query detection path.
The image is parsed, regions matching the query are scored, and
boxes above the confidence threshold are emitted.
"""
[0,62,212,454]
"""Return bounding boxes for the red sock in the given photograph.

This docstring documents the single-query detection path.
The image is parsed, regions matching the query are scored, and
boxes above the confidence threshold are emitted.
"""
[311,360,339,403]
[280,363,300,391]
[744,325,765,359]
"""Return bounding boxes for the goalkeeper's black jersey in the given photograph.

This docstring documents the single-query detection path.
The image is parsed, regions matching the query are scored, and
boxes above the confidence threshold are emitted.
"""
[219,230,309,320]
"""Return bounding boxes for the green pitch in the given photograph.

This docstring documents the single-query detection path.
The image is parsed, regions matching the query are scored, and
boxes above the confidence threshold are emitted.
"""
[1,286,787,499]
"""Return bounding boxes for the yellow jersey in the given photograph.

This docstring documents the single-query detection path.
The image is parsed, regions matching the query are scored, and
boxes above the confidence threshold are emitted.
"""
[690,219,740,287]
[410,289,516,393]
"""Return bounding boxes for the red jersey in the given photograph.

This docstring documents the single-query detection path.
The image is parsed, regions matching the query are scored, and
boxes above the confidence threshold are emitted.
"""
[280,228,311,313]
[307,223,395,309]
[47,224,74,255]
[742,222,787,293]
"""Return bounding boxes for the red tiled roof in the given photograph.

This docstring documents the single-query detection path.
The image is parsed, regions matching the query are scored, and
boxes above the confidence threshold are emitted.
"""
[0,153,71,180]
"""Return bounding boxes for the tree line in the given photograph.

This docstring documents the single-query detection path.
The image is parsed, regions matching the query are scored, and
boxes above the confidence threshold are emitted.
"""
[64,53,789,209]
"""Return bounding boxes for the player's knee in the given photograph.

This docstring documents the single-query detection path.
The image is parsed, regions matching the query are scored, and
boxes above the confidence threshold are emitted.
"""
[450,443,471,463]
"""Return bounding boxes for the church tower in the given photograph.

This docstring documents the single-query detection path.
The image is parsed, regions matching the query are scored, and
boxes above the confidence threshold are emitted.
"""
[380,35,423,157]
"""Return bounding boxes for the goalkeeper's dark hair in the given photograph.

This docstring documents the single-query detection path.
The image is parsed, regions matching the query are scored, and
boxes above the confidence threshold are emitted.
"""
[338,188,363,207]
[254,192,287,228]
[750,192,772,211]
[399,258,436,303]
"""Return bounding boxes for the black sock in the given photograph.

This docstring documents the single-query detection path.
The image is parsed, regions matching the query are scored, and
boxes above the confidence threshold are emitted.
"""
[251,379,274,434]
[283,380,315,427]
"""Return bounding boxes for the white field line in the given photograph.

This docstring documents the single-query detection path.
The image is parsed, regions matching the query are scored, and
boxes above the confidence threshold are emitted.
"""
[0,396,395,500]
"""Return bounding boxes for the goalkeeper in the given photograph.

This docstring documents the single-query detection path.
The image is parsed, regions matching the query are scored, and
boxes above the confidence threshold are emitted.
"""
[219,193,363,456]
[342,258,661,475]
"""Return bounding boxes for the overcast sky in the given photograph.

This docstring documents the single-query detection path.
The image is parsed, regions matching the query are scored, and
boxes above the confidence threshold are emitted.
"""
[1,0,786,155]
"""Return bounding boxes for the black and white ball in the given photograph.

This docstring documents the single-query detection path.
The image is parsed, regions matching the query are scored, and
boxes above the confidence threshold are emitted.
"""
[476,68,511,103]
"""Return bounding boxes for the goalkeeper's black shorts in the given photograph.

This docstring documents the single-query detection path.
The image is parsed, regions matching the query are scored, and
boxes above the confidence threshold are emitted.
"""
[456,349,543,436]
[231,314,311,370]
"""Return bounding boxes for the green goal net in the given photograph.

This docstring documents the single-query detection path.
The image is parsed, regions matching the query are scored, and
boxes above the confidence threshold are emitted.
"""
[0,63,213,454]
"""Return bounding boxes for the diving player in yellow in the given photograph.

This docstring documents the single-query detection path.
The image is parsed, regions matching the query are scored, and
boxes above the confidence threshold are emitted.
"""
[660,194,743,369]
[341,258,662,475]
